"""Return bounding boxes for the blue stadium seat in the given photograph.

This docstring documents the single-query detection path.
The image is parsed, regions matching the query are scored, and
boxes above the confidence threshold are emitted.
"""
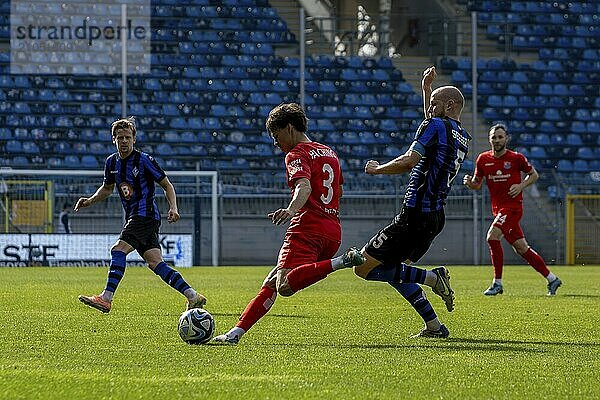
[573,160,589,172]
[64,155,81,168]
[81,155,99,168]
[566,134,583,146]
[529,146,547,159]
[534,134,550,145]
[544,108,561,121]
[571,121,587,133]
[577,147,595,160]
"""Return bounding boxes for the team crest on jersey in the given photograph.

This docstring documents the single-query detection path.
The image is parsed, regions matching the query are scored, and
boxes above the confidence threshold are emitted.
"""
[504,162,511,169]
[132,166,139,177]
[119,182,134,200]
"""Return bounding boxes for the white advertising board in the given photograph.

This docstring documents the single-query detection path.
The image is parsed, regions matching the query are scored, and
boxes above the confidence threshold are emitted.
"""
[0,234,192,267]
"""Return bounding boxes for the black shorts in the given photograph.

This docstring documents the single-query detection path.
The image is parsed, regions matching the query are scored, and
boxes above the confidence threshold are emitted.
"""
[365,206,445,265]
[119,216,161,255]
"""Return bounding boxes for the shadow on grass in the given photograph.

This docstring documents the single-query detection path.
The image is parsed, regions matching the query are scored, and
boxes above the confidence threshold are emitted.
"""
[272,340,546,353]
[448,337,600,348]
[210,312,309,319]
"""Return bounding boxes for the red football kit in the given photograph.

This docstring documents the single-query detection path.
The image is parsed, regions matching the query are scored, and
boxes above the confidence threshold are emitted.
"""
[474,149,533,243]
[277,141,343,269]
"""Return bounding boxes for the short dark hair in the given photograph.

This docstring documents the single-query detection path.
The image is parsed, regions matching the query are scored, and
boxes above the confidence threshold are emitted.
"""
[111,116,136,137]
[489,123,508,135]
[266,103,308,133]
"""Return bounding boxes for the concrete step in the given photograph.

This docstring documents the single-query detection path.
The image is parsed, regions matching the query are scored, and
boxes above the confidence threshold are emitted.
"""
[269,0,333,57]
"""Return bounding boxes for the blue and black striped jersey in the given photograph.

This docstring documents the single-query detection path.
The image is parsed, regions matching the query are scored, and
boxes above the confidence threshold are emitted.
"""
[103,149,166,221]
[404,117,471,212]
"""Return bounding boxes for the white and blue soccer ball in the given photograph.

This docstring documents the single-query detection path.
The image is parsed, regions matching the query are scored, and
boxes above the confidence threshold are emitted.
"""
[178,308,215,344]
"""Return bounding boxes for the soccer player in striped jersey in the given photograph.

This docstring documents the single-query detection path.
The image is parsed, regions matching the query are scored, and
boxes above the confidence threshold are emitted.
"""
[351,67,471,338]
[75,117,206,313]
[213,103,364,345]
[463,124,562,296]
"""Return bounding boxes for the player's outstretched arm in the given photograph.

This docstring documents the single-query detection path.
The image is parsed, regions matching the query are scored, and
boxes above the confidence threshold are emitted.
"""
[268,178,311,225]
[74,183,114,211]
[159,177,180,223]
[422,66,436,117]
[365,150,421,175]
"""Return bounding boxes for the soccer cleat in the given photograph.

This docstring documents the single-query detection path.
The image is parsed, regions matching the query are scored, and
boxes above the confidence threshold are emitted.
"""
[342,247,366,269]
[411,324,450,339]
[78,294,111,313]
[547,278,562,296]
[483,283,504,296]
[431,266,455,312]
[186,293,207,310]
[212,333,240,345]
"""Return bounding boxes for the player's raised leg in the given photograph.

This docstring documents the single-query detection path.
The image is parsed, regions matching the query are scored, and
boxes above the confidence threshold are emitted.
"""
[355,250,455,312]
[282,247,365,295]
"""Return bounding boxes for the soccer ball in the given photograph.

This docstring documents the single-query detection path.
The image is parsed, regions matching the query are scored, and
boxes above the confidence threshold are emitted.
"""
[178,308,215,344]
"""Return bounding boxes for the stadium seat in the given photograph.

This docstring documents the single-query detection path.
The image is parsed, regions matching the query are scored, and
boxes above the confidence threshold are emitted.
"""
[566,134,583,146]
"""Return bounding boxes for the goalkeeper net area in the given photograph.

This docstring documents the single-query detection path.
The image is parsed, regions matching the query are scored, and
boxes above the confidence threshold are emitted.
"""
[0,169,218,267]
[566,194,600,265]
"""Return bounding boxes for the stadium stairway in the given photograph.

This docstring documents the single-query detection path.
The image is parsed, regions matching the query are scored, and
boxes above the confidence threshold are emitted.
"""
[269,0,333,56]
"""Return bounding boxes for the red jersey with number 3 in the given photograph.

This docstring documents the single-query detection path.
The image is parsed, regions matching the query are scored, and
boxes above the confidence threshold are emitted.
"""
[284,141,343,241]
[474,149,533,215]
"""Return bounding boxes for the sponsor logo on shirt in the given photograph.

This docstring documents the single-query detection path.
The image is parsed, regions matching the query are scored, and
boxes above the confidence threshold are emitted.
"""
[452,129,469,147]
[288,158,303,176]
[119,182,134,200]
[488,170,511,182]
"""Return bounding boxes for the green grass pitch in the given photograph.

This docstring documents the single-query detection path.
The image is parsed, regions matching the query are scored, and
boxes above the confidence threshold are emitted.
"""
[1,265,598,399]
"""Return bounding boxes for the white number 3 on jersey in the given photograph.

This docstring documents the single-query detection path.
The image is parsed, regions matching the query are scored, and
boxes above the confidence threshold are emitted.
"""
[320,163,334,205]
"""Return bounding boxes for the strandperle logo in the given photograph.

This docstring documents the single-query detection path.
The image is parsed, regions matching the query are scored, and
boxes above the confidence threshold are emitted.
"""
[14,19,147,47]
[10,0,150,75]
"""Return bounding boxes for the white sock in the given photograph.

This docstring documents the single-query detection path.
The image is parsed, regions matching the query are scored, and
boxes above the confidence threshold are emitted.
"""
[493,278,502,286]
[331,255,345,270]
[101,290,114,302]
[183,288,197,301]
[424,271,437,287]
[227,327,246,339]
[545,272,557,283]
[425,318,442,331]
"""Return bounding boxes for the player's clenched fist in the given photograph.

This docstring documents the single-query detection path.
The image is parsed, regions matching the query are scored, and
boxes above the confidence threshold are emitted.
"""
[167,208,180,223]
[364,160,380,175]
[463,174,473,187]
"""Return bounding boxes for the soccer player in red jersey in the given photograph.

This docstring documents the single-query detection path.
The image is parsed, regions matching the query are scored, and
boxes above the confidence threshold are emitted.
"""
[213,103,364,345]
[463,124,562,296]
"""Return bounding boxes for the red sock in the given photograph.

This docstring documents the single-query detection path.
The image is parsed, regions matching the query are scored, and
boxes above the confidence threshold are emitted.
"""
[236,286,277,332]
[522,248,550,277]
[285,260,334,293]
[487,239,504,279]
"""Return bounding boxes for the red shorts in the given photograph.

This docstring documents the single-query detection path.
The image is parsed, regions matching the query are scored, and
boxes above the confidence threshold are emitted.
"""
[492,208,524,244]
[276,231,341,270]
